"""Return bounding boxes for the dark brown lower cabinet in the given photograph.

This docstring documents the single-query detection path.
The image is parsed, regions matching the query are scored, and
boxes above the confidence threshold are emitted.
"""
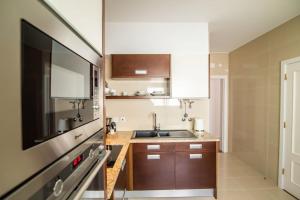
[175,152,216,189]
[132,142,217,191]
[113,159,127,200]
[133,152,175,190]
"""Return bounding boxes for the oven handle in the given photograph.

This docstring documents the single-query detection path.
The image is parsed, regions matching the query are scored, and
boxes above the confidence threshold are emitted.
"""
[70,150,111,200]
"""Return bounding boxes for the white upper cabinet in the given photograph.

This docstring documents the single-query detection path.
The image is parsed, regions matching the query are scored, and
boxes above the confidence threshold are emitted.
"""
[171,54,209,98]
[44,0,103,55]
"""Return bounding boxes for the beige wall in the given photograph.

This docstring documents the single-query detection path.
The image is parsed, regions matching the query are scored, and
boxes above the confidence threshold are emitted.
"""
[229,15,300,183]
[210,53,229,76]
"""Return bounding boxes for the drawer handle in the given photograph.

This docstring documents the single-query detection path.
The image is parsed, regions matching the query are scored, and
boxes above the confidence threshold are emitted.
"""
[147,154,160,160]
[135,69,147,75]
[147,145,160,150]
[189,144,202,149]
[190,154,202,159]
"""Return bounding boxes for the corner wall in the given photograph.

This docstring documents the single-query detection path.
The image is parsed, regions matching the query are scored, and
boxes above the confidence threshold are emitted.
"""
[229,15,300,183]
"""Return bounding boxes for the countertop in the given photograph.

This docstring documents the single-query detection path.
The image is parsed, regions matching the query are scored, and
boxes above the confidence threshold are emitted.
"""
[105,131,219,199]
[106,132,132,199]
[131,131,220,143]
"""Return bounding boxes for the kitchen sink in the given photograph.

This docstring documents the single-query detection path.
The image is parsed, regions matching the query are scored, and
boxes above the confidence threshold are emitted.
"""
[134,130,158,138]
[157,131,170,137]
[132,130,196,139]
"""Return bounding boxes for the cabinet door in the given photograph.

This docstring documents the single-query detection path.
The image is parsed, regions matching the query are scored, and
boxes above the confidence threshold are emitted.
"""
[44,0,103,55]
[175,142,216,153]
[133,143,175,153]
[175,152,216,189]
[112,54,170,78]
[171,54,209,98]
[114,159,127,200]
[133,152,175,190]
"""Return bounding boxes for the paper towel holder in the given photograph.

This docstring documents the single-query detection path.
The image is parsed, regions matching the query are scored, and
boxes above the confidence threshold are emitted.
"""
[194,118,204,132]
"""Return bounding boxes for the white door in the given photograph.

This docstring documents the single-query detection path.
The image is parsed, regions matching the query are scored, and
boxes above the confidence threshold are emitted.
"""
[283,57,300,198]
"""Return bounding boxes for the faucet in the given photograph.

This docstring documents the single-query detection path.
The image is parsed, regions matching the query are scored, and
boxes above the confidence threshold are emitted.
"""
[153,112,160,131]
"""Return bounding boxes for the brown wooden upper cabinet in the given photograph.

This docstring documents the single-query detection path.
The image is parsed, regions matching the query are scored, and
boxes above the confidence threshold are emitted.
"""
[111,54,170,78]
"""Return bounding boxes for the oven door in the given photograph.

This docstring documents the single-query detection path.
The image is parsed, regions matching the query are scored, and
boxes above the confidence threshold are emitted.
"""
[0,1,103,197]
[4,132,108,200]
[68,156,108,200]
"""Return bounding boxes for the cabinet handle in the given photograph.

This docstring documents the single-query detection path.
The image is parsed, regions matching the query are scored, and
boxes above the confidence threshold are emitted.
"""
[189,144,202,149]
[121,159,126,171]
[147,144,160,150]
[189,154,202,159]
[147,154,160,160]
[135,69,147,75]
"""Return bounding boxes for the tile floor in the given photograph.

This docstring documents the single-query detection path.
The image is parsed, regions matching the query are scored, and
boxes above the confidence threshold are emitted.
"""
[129,153,297,200]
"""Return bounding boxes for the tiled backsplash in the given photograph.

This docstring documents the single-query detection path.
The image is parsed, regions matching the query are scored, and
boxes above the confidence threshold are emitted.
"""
[106,98,209,131]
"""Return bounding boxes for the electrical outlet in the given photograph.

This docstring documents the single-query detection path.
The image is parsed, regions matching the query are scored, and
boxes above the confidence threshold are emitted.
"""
[120,116,126,122]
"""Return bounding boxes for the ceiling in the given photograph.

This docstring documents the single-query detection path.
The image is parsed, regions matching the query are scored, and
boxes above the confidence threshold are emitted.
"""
[106,0,300,52]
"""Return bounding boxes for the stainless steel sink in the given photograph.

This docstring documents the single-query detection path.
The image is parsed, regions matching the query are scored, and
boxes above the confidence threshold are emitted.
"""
[132,130,196,139]
[134,130,158,138]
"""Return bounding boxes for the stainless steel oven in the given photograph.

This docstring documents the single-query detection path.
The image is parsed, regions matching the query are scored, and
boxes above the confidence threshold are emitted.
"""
[0,0,104,198]
[5,131,109,200]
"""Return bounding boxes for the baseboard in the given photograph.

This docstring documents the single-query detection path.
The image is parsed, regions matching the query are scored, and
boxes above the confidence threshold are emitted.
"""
[125,189,214,198]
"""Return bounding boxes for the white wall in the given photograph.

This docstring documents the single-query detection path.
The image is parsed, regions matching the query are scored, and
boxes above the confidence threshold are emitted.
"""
[106,22,208,54]
[105,22,210,130]
[44,0,102,54]
[106,22,210,98]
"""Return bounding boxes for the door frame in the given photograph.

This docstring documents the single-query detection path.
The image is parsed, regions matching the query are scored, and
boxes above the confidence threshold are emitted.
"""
[278,56,300,188]
[210,75,228,153]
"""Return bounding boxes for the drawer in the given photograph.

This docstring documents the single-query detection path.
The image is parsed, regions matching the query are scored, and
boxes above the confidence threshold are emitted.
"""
[133,143,175,153]
[175,142,216,152]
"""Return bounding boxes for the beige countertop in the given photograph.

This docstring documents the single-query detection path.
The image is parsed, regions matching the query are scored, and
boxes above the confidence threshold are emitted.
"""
[105,131,219,199]
[106,132,132,199]
[131,131,220,143]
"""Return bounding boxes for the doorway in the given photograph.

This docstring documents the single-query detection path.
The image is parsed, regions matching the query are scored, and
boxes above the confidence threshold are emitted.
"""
[279,56,300,199]
[209,76,228,153]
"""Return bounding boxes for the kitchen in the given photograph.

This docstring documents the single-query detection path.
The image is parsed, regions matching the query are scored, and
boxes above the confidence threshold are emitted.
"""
[0,0,300,200]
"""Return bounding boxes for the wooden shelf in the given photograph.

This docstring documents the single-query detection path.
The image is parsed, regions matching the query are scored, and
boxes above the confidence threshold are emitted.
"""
[106,95,170,99]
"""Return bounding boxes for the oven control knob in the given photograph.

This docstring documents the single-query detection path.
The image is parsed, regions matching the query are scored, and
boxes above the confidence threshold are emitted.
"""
[53,179,64,197]
[89,149,95,159]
